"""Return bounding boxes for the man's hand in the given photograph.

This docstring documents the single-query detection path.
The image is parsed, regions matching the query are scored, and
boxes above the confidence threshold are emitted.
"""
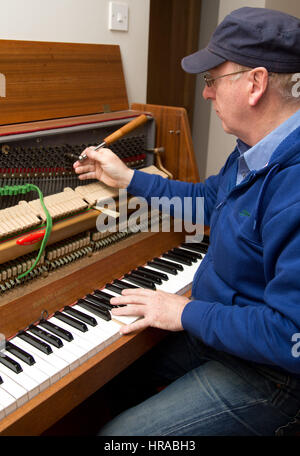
[73,147,134,189]
[110,288,190,335]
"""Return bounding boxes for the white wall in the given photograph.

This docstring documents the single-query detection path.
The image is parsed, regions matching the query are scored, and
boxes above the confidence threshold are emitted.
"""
[0,0,150,105]
[265,0,300,17]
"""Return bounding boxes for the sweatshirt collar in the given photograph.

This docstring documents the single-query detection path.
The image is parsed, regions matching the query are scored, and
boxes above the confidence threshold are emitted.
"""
[236,108,300,184]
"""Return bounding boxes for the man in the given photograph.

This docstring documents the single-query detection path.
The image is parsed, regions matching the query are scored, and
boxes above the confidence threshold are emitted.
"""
[74,7,300,435]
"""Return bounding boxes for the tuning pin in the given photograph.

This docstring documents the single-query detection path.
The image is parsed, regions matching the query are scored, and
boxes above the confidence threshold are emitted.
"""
[64,152,78,161]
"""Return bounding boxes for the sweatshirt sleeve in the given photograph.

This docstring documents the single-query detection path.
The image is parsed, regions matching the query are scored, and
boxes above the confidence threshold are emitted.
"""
[127,169,222,226]
[182,201,300,376]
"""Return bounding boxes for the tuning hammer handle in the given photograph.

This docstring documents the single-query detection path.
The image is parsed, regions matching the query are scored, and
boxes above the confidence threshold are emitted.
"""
[104,114,148,145]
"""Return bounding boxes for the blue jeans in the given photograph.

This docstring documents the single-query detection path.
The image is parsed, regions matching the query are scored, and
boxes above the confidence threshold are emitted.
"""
[97,331,300,436]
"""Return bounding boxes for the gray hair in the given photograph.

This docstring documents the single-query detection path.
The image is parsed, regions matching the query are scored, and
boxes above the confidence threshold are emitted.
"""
[232,63,300,104]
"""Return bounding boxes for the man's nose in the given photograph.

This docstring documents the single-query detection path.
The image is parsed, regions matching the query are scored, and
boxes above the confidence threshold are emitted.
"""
[202,85,215,100]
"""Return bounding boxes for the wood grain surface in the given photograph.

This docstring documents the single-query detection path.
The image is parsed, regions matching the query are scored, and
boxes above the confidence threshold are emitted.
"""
[0,39,128,125]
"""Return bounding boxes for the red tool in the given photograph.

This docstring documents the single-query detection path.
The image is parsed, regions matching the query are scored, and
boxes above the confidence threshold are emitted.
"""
[16,230,46,246]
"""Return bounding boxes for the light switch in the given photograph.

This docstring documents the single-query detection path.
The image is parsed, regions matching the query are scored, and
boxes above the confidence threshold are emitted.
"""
[109,2,129,32]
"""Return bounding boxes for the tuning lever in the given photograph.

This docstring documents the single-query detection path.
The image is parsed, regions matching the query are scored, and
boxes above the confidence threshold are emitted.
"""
[78,114,148,162]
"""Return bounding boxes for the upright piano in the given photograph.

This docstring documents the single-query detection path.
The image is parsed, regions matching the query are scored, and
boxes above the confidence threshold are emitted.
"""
[0,39,204,435]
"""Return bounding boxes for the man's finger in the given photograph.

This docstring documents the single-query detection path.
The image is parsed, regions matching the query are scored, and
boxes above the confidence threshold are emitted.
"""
[110,295,150,306]
[111,304,145,316]
[121,287,155,297]
[74,162,95,173]
[85,147,107,162]
[119,318,148,335]
[77,171,97,180]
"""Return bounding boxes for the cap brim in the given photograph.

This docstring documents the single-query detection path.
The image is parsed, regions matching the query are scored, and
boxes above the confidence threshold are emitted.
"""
[181,48,226,74]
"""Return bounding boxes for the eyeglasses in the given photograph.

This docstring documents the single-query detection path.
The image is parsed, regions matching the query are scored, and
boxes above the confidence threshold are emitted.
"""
[203,69,252,87]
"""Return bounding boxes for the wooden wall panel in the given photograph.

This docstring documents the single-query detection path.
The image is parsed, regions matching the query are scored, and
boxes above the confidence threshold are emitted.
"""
[147,0,201,125]
[132,103,199,183]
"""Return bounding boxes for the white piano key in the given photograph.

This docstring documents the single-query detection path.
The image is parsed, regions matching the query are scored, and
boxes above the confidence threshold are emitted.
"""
[0,386,17,417]
[48,338,88,366]
[12,337,67,383]
[142,265,179,293]
[0,362,40,400]
[146,253,204,295]
[2,349,50,392]
[33,326,82,371]
[49,316,106,358]
[37,324,91,366]
[18,334,69,372]
[0,370,28,408]
[40,317,100,365]
[70,318,120,349]
[72,303,121,333]
[65,307,122,346]
[41,313,118,364]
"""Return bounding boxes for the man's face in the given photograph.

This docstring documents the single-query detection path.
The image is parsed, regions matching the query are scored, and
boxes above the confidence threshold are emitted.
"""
[202,62,249,138]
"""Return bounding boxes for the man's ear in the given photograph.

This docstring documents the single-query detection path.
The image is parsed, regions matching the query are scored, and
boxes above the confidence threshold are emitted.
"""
[248,67,269,106]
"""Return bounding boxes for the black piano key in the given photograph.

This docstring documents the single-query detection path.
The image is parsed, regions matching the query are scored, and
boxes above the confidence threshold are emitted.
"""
[0,375,3,385]
[18,331,53,355]
[180,242,202,254]
[181,242,208,254]
[39,319,74,342]
[163,252,192,266]
[173,247,202,260]
[93,289,114,303]
[28,325,63,348]
[168,249,196,262]
[202,235,210,246]
[198,242,209,252]
[63,306,97,327]
[153,257,183,271]
[166,249,195,263]
[84,294,113,311]
[5,341,35,366]
[147,260,178,275]
[131,269,162,284]
[94,289,128,307]
[105,283,124,295]
[54,311,88,333]
[0,353,23,374]
[123,274,156,290]
[113,279,138,289]
[76,299,111,321]
[178,246,203,259]
[137,266,169,281]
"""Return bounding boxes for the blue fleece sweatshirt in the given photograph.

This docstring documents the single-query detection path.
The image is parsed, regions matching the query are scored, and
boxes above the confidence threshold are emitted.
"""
[127,124,300,377]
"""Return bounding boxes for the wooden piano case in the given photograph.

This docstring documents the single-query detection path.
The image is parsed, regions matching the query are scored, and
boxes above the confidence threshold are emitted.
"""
[0,39,199,435]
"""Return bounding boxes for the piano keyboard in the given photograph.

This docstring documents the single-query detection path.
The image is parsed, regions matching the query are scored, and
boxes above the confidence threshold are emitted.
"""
[0,241,208,420]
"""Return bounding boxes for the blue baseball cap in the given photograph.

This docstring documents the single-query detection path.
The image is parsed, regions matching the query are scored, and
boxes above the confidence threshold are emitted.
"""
[181,7,300,74]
